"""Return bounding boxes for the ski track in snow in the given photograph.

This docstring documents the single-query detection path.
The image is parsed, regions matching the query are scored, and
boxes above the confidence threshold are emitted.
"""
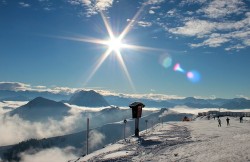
[72,117,250,162]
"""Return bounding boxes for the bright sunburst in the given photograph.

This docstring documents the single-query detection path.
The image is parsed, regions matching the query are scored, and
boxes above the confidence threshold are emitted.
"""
[55,8,163,92]
[106,37,123,53]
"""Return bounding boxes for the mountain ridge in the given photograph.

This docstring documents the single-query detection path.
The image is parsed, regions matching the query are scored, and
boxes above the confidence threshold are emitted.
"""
[8,97,71,121]
[69,90,110,107]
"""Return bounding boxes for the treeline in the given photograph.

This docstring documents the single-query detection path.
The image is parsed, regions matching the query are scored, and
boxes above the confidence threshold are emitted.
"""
[2,137,65,162]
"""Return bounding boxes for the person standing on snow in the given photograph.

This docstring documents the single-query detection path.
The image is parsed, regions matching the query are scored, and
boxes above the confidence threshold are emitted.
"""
[240,116,243,123]
[226,117,230,126]
[218,118,222,127]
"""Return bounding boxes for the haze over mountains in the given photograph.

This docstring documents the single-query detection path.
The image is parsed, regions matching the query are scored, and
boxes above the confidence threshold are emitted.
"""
[1,89,250,108]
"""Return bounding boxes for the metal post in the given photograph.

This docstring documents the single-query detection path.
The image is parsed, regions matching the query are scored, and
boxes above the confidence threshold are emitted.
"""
[145,120,148,133]
[135,118,139,137]
[123,119,127,141]
[162,118,163,128]
[124,123,126,140]
[86,118,89,155]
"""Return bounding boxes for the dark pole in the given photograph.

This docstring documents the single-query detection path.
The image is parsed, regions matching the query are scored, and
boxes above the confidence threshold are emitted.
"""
[123,119,127,141]
[86,118,89,155]
[135,118,139,137]
[162,118,163,128]
[124,122,126,140]
[145,120,148,133]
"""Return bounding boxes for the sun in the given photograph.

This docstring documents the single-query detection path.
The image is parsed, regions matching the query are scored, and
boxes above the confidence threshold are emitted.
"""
[107,37,123,53]
[55,10,163,92]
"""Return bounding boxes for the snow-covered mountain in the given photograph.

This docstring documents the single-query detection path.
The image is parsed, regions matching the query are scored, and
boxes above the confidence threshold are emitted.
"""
[8,97,71,121]
[69,90,110,107]
[221,98,250,109]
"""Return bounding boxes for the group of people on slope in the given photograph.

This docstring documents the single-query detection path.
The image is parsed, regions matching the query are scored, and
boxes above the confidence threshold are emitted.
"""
[217,116,244,127]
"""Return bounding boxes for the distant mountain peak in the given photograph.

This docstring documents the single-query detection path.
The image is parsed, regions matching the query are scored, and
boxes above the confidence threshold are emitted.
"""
[9,97,70,121]
[69,90,110,107]
[26,97,66,108]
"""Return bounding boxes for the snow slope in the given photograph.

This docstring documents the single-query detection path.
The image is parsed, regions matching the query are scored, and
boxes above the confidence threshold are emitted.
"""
[71,116,250,162]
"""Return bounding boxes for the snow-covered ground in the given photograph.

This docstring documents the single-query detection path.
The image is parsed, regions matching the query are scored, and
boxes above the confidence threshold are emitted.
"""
[71,116,250,162]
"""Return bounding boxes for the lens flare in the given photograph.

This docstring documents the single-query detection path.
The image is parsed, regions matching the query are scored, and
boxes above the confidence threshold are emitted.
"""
[187,71,201,83]
[159,54,172,69]
[173,63,185,73]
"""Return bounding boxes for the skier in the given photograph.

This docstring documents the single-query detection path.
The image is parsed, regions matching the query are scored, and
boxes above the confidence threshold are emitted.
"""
[226,117,230,126]
[218,118,221,127]
[240,116,243,123]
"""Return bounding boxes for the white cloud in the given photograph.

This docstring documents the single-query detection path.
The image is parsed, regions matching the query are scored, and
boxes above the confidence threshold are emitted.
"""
[0,82,186,100]
[0,82,78,94]
[186,11,194,15]
[243,39,250,46]
[150,6,161,10]
[68,0,81,5]
[82,0,92,6]
[228,30,250,40]
[191,36,230,48]
[166,9,177,17]
[118,93,185,100]
[137,21,152,27]
[169,19,216,37]
[95,0,113,11]
[225,44,246,51]
[19,147,77,162]
[34,85,47,89]
[0,101,28,115]
[193,95,217,100]
[149,10,155,14]
[179,0,206,6]
[0,82,31,91]
[169,106,250,115]
[50,86,78,94]
[88,130,105,149]
[153,1,250,51]
[0,108,85,146]
[67,0,114,16]
[168,10,250,50]
[19,2,30,7]
[198,0,245,19]
[144,0,165,5]
[159,109,176,117]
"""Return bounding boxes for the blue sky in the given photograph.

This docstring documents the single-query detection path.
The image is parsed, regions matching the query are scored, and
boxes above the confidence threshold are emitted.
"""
[0,0,250,99]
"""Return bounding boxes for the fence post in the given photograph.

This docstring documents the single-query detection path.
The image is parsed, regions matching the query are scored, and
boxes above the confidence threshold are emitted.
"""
[86,118,89,155]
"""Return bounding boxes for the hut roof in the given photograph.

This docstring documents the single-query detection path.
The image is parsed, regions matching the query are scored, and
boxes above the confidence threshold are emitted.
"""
[129,102,145,108]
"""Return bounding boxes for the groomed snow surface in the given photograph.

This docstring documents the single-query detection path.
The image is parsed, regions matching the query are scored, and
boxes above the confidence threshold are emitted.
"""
[72,116,250,162]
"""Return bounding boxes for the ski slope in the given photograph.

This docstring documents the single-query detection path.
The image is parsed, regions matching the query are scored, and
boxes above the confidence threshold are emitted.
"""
[71,116,250,162]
